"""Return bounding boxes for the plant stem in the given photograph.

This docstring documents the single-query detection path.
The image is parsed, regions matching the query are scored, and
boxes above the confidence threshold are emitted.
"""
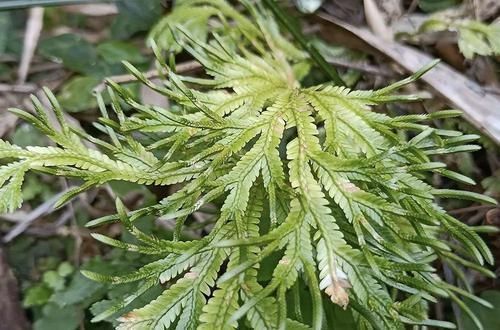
[262,0,346,86]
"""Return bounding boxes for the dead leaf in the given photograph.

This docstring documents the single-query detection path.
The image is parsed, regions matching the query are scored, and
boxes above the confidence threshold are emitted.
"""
[324,277,351,309]
[434,40,466,71]
[0,83,37,94]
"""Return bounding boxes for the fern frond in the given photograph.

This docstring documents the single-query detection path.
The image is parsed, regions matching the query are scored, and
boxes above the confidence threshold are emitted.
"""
[0,1,496,329]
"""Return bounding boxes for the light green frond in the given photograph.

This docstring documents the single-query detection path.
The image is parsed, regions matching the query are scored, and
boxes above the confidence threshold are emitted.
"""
[117,277,194,330]
[199,280,240,330]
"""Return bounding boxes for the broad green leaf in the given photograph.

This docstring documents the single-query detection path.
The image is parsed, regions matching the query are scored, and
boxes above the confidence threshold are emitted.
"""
[57,76,100,112]
[57,262,74,277]
[33,303,80,330]
[96,41,146,64]
[43,270,65,291]
[23,284,53,307]
[12,123,47,147]
[51,273,105,307]
[38,34,98,75]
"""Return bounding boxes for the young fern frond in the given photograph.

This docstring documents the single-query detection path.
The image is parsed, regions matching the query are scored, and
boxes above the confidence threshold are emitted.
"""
[0,1,496,329]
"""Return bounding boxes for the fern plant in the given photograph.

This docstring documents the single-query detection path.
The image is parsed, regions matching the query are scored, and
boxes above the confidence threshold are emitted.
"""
[1,0,497,329]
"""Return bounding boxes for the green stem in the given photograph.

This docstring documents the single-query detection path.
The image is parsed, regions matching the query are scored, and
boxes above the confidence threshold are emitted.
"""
[292,280,303,322]
[262,0,345,86]
[302,258,323,330]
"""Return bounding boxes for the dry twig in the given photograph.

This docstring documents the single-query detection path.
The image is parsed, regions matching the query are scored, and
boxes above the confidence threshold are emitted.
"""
[1,189,70,243]
[17,7,44,84]
[0,83,38,93]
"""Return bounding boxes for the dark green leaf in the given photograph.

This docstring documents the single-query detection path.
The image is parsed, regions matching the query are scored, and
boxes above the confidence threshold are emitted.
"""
[418,0,461,12]
[38,34,98,75]
[11,123,47,147]
[96,41,146,64]
[23,284,53,307]
[0,12,11,53]
[51,272,105,307]
[57,76,100,112]
[111,0,164,39]
[33,303,80,330]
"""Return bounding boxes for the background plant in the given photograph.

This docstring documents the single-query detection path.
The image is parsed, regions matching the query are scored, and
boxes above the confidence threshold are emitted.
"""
[408,18,500,59]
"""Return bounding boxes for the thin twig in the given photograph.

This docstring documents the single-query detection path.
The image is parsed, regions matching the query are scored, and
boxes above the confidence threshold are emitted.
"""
[448,204,494,215]
[325,57,395,77]
[0,83,38,93]
[406,0,419,14]
[17,7,44,84]
[29,62,63,74]
[2,189,70,243]
[467,210,488,225]
[0,55,17,63]
[0,212,28,223]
